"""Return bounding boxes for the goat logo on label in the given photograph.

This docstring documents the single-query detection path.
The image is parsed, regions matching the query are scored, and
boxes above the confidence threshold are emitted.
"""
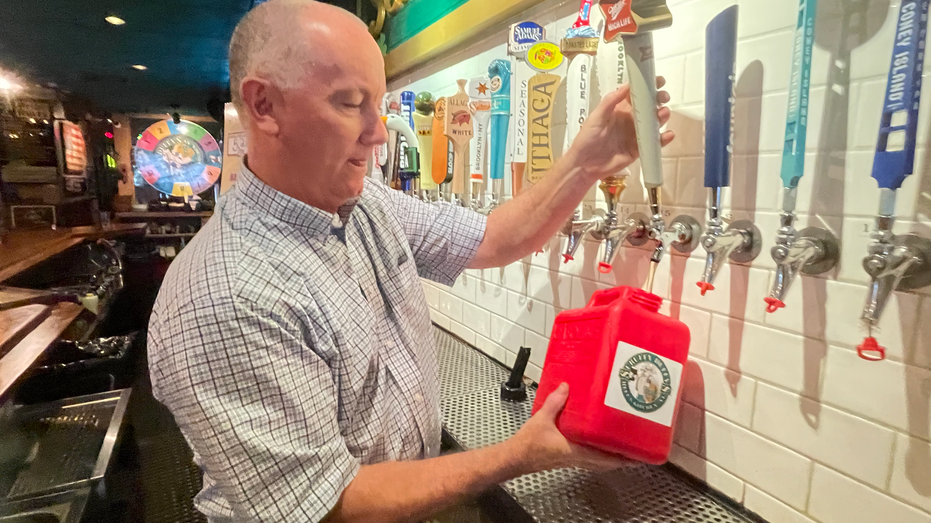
[618,352,672,413]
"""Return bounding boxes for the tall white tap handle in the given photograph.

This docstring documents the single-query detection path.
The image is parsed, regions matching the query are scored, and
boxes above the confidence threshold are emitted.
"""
[623,32,663,189]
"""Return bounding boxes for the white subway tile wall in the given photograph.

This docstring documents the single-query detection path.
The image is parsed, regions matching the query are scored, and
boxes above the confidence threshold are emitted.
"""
[403,0,931,518]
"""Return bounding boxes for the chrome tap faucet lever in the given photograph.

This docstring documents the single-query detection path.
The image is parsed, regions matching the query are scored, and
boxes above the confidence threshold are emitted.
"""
[643,187,702,269]
[698,188,761,295]
[765,194,840,313]
[588,175,648,273]
[859,211,931,360]
[561,208,603,263]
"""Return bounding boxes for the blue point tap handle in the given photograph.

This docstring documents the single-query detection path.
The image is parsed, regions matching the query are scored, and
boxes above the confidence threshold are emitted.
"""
[779,0,818,189]
[704,5,739,189]
[871,0,929,190]
[488,59,512,182]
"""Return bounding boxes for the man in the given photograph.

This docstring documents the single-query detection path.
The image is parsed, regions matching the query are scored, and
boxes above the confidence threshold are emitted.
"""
[147,1,674,522]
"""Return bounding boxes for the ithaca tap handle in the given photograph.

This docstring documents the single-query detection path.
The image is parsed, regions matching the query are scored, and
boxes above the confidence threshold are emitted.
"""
[871,0,927,191]
[704,5,738,189]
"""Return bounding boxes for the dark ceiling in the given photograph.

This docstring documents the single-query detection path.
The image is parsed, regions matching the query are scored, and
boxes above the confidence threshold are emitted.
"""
[0,0,358,117]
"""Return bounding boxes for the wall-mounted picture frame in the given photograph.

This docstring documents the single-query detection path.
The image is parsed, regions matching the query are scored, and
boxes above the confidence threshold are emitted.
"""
[10,205,57,229]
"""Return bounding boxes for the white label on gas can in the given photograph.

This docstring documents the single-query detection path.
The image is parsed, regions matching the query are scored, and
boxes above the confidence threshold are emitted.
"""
[604,341,683,427]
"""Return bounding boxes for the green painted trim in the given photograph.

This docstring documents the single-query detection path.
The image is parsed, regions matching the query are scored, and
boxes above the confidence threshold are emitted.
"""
[386,0,470,51]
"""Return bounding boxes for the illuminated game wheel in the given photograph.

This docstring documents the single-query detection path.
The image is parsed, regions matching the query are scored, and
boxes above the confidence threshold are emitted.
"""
[133,119,222,196]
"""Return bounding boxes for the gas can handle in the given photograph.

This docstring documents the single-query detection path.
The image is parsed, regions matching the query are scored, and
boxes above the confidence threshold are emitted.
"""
[587,287,622,307]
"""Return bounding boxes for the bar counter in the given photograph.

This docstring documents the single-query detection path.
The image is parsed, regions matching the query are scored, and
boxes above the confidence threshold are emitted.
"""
[0,224,146,283]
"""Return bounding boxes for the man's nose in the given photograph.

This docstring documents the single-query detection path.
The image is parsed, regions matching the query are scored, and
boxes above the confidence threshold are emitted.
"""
[361,115,390,147]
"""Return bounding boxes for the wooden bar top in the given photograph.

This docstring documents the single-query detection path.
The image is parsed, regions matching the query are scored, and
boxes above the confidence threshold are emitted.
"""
[0,304,51,357]
[0,302,83,401]
[0,223,146,283]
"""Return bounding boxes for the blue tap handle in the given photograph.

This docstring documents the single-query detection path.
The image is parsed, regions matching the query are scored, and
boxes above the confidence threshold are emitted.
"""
[871,0,929,190]
[401,91,415,129]
[779,0,818,189]
[704,5,739,189]
[488,59,512,181]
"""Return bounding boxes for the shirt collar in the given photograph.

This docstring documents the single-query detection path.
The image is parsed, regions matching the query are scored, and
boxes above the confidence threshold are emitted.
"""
[236,160,359,237]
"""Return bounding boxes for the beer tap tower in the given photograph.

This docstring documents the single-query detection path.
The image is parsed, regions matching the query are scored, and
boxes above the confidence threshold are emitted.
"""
[600,0,701,286]
[697,6,762,294]
[858,0,931,361]
[564,9,649,267]
[765,0,840,314]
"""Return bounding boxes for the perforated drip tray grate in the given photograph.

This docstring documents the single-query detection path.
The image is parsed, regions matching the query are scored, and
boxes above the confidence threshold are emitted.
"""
[0,389,131,501]
[432,325,763,523]
[505,465,756,523]
[435,329,511,400]
[442,387,536,450]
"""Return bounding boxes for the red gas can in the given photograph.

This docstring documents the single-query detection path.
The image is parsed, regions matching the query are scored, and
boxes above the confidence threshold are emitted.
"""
[532,286,690,464]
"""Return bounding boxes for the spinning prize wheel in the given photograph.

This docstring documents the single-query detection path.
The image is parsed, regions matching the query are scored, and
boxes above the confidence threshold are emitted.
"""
[133,120,222,195]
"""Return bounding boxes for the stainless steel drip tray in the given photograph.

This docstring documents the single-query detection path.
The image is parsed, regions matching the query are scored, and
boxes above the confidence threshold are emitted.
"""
[0,488,89,523]
[433,326,765,523]
[0,389,131,501]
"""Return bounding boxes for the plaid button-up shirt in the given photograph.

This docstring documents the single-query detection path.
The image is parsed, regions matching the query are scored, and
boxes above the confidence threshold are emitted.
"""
[148,165,486,522]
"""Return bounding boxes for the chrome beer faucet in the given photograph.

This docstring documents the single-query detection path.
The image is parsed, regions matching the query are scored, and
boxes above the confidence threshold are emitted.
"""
[765,188,840,313]
[588,176,649,273]
[858,191,931,360]
[698,188,761,294]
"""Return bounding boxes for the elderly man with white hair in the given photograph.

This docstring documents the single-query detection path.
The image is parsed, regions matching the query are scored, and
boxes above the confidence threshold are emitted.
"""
[147,1,674,522]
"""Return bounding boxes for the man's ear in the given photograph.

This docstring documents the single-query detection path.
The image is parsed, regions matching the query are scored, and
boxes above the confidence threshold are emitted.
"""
[240,76,282,136]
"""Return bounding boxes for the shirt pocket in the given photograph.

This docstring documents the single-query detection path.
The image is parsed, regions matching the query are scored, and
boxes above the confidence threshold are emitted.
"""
[380,251,423,317]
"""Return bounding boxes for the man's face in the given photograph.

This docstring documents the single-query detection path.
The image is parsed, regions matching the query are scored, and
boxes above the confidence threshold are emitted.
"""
[276,28,388,205]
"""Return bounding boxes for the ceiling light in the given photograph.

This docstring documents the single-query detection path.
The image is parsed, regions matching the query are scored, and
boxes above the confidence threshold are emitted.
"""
[105,16,126,25]
[0,76,22,92]
[131,64,147,71]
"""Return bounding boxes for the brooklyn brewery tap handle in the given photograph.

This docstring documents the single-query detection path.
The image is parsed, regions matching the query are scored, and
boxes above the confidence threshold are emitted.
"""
[600,0,673,189]
[704,5,738,190]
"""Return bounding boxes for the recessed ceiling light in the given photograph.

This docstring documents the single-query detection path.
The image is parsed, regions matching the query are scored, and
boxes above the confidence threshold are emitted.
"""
[105,16,126,25]
[131,64,148,71]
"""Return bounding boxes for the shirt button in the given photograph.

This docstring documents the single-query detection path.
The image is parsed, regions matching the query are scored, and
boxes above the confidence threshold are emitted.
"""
[413,393,423,403]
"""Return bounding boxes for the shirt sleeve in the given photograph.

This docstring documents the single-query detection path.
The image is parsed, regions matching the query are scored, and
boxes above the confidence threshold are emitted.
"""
[148,294,358,523]
[370,179,487,286]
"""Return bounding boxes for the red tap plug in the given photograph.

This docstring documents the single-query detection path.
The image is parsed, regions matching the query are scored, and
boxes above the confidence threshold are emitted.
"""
[764,297,785,313]
[696,282,714,296]
[598,262,612,274]
[857,337,886,361]
[562,253,574,263]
